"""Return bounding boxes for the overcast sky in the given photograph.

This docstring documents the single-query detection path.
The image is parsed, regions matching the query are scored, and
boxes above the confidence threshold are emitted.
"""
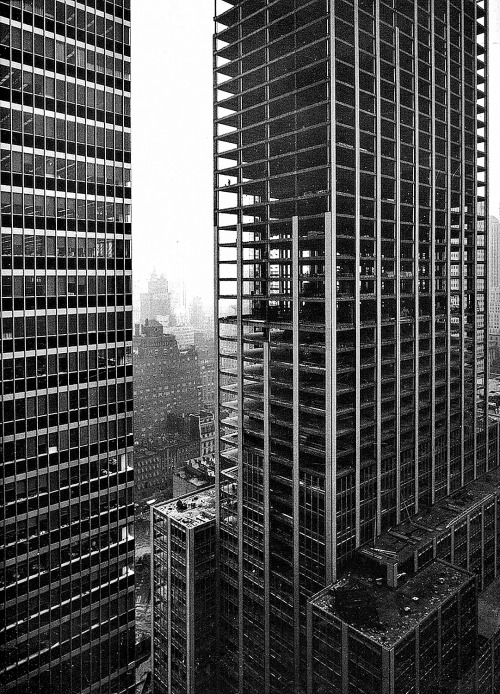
[131,1,500,305]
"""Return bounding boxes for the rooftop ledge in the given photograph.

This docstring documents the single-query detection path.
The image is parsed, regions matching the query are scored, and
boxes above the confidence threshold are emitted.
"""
[311,560,473,648]
[154,487,216,528]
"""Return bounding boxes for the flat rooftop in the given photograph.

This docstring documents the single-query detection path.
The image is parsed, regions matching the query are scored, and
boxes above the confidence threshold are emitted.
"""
[362,469,500,566]
[154,487,216,528]
[311,561,472,648]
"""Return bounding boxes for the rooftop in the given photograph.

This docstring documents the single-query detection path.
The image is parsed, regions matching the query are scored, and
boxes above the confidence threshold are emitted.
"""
[154,486,216,528]
[311,561,472,648]
[361,469,500,567]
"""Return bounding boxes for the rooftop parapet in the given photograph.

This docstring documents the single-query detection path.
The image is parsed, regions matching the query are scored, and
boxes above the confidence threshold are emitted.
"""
[310,560,473,648]
[154,486,216,528]
[359,468,500,583]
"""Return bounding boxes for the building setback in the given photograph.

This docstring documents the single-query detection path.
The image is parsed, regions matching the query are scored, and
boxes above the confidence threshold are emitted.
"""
[0,1,135,692]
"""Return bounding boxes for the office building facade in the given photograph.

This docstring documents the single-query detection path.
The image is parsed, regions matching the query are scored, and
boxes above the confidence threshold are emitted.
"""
[307,561,477,694]
[152,489,217,694]
[212,0,491,693]
[134,439,199,507]
[0,1,134,692]
[133,321,201,443]
[140,271,172,325]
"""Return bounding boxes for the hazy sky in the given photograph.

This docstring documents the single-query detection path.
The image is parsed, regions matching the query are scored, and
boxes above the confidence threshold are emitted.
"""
[132,1,500,303]
[131,1,213,304]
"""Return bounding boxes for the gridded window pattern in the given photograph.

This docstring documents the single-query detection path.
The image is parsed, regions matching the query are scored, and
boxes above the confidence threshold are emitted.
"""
[133,332,202,444]
[152,502,217,694]
[307,568,477,694]
[0,1,134,692]
[214,0,488,693]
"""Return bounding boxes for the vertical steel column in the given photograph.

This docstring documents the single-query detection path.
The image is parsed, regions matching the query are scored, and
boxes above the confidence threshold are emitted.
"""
[292,214,301,692]
[415,626,420,692]
[263,9,271,688]
[341,624,349,694]
[263,340,270,694]
[381,647,395,694]
[472,0,479,479]
[326,0,338,583]
[213,220,222,676]
[480,2,490,470]
[214,5,224,684]
[395,29,402,524]
[445,0,452,495]
[306,605,313,694]
[494,495,498,580]
[354,0,361,546]
[236,222,244,693]
[325,209,337,583]
[436,606,443,685]
[167,517,172,693]
[150,507,158,694]
[466,516,471,573]
[186,527,195,694]
[375,0,383,532]
[430,0,437,504]
[480,505,485,591]
[413,0,420,514]
[460,0,466,486]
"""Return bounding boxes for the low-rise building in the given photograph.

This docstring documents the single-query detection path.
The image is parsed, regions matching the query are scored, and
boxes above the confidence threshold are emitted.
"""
[172,456,215,498]
[152,488,217,694]
[308,561,477,694]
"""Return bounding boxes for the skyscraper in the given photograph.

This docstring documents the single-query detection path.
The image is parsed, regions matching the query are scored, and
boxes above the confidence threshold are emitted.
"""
[0,1,134,692]
[140,271,172,325]
[211,0,495,692]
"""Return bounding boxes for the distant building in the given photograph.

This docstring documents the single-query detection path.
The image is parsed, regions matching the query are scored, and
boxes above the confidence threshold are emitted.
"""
[134,440,199,506]
[164,325,198,349]
[189,295,205,329]
[172,455,215,498]
[140,271,172,324]
[169,279,188,324]
[489,216,500,289]
[190,411,216,458]
[490,286,500,335]
[194,342,216,409]
[133,321,201,442]
[152,489,217,694]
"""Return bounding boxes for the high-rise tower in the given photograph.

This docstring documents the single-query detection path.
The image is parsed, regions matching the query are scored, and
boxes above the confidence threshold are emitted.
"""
[212,0,495,693]
[0,1,134,692]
